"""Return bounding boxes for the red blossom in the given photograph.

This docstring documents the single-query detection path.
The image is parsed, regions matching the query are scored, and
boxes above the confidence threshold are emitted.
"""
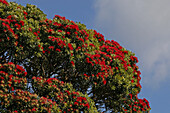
[129,94,132,99]
[0,77,4,80]
[7,15,12,19]
[84,103,90,109]
[74,102,78,105]
[14,23,21,29]
[89,43,95,47]
[68,43,73,50]
[103,80,106,85]
[0,0,8,5]
[34,32,38,36]
[32,108,36,111]
[16,65,25,72]
[131,79,134,83]
[23,11,28,15]
[20,20,24,26]
[24,72,27,76]
[78,38,84,42]
[54,15,62,18]
[56,48,61,52]
[9,75,13,79]
[14,111,18,113]
[29,28,32,31]
[11,87,14,91]
[66,32,70,35]
[58,30,62,32]
[7,37,10,40]
[38,45,41,48]
[71,61,75,66]
[86,58,90,63]
[133,108,137,111]
[48,46,54,50]
[8,84,11,87]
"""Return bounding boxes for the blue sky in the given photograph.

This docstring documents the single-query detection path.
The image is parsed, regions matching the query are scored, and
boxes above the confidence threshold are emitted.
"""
[7,0,170,112]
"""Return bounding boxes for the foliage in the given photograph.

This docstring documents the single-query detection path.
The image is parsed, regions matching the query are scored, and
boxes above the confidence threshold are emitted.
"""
[0,0,151,112]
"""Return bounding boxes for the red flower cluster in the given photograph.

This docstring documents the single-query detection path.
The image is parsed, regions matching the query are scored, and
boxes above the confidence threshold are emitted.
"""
[32,76,95,112]
[0,0,8,5]
[0,63,27,93]
[123,95,151,112]
[93,30,105,42]
[68,43,73,50]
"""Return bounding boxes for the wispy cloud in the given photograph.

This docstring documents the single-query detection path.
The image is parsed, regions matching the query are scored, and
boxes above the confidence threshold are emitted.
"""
[94,0,170,88]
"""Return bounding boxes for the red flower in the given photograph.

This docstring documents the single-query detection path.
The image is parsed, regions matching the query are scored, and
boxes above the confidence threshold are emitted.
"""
[68,43,73,50]
[2,22,6,27]
[34,32,38,36]
[78,38,84,42]
[14,23,21,29]
[29,28,32,31]
[9,75,13,79]
[103,80,106,85]
[14,41,18,46]
[7,37,10,40]
[89,43,95,47]
[20,20,24,26]
[23,11,28,15]
[32,108,36,111]
[48,46,54,50]
[71,61,75,66]
[55,48,61,52]
[65,90,70,95]
[54,15,62,18]
[32,76,36,80]
[115,67,118,70]
[16,65,25,72]
[86,58,90,63]
[24,72,27,76]
[66,32,70,35]
[38,45,41,48]
[74,102,78,105]
[133,108,137,111]
[84,74,89,77]
[8,84,11,87]
[129,94,132,99]
[84,103,90,109]
[58,30,62,32]
[0,77,4,80]
[131,79,134,83]
[0,0,8,5]
[7,15,12,19]
[14,80,18,83]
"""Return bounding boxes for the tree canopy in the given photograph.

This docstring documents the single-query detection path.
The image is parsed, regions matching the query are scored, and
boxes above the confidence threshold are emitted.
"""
[0,0,151,112]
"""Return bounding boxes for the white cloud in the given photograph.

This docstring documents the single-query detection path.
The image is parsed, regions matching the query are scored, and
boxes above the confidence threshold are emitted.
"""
[94,0,170,88]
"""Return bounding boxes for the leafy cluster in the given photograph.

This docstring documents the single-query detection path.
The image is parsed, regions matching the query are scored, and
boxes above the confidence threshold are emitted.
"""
[0,0,150,112]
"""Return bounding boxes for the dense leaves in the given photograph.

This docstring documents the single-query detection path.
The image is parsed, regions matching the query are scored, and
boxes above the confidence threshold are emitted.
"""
[0,0,151,112]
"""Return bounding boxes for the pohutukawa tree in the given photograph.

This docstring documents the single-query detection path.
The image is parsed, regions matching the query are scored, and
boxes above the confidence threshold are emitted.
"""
[0,0,151,112]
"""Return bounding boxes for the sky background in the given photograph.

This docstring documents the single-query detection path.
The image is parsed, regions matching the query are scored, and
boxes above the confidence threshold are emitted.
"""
[7,0,170,112]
